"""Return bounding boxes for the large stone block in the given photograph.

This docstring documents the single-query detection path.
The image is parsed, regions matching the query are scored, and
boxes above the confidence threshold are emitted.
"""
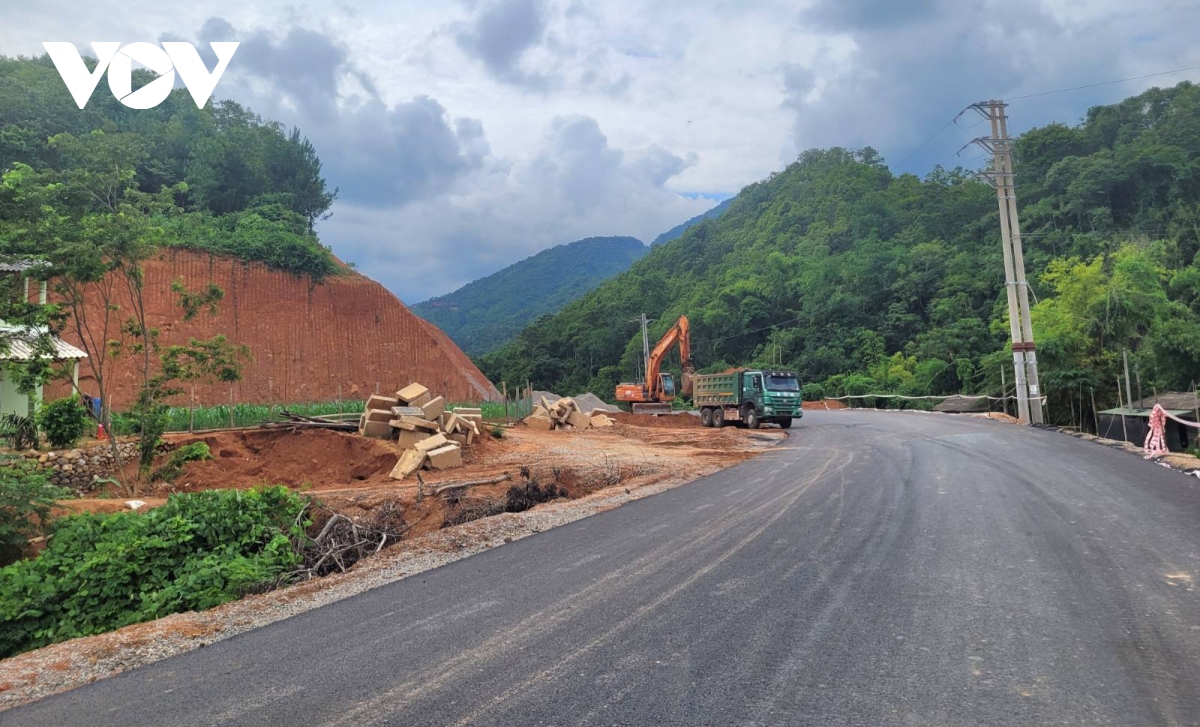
[389,450,426,479]
[426,444,463,470]
[395,383,430,404]
[414,432,449,453]
[361,419,393,438]
[421,396,446,421]
[367,394,398,411]
[526,414,554,431]
[397,429,432,450]
[567,410,592,429]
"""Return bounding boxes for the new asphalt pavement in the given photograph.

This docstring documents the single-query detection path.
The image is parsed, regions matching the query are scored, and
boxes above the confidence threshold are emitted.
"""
[5,410,1200,726]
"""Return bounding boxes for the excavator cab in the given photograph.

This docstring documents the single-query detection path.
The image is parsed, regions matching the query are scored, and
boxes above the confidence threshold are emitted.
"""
[660,373,675,399]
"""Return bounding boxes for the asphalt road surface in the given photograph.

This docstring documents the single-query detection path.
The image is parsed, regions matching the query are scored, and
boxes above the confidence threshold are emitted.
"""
[6,410,1200,726]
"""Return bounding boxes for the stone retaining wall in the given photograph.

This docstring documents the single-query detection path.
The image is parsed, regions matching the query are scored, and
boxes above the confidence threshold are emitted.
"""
[21,441,172,493]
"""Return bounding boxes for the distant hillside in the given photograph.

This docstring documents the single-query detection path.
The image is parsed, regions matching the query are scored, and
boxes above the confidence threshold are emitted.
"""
[651,198,732,246]
[412,236,647,355]
[479,83,1200,426]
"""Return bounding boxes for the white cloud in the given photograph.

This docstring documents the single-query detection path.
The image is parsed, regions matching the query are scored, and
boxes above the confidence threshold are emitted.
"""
[2,0,1198,300]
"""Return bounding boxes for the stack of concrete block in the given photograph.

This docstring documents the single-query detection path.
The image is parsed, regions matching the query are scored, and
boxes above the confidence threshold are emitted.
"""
[374,382,490,480]
[525,397,616,431]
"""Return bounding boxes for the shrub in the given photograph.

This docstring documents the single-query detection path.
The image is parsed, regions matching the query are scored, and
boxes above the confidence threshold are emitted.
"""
[38,396,89,448]
[0,486,309,657]
[0,459,71,566]
[150,441,213,482]
[0,413,38,450]
[802,382,826,401]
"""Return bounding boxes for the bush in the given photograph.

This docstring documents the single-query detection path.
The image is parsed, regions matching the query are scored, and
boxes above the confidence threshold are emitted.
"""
[150,441,213,482]
[0,486,309,657]
[38,396,89,448]
[0,459,71,566]
[802,382,826,401]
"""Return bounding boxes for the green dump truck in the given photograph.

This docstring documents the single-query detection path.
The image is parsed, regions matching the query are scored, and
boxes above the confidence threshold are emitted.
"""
[693,369,802,429]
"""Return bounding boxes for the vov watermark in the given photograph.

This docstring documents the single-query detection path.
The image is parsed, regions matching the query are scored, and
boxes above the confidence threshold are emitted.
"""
[42,42,239,110]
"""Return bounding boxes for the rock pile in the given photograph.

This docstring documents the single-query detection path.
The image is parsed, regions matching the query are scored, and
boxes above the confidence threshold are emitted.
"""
[21,441,170,493]
[357,382,485,479]
[525,396,616,431]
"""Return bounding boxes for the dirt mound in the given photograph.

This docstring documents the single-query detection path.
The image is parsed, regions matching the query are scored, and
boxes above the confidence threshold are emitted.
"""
[48,248,500,408]
[169,429,401,492]
[610,411,703,428]
[531,390,620,413]
[802,399,848,410]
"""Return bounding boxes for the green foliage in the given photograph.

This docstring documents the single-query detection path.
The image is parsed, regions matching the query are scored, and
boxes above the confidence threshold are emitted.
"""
[0,459,70,566]
[0,486,309,657]
[110,399,366,435]
[481,83,1200,425]
[37,396,89,448]
[412,237,648,355]
[0,413,38,451]
[0,55,338,279]
[150,442,213,482]
[491,425,505,439]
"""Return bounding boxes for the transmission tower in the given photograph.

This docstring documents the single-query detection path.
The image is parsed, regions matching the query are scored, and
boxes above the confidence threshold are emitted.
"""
[962,100,1044,425]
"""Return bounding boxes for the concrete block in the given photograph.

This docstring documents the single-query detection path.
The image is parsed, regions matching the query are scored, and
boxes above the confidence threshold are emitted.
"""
[391,406,425,418]
[414,432,449,453]
[526,414,554,431]
[467,429,476,446]
[567,410,592,429]
[590,414,615,427]
[362,419,393,439]
[443,412,461,434]
[390,450,426,479]
[421,396,446,421]
[532,405,550,418]
[397,429,432,450]
[396,383,429,404]
[400,415,440,432]
[366,408,393,423]
[426,444,463,470]
[410,391,432,408]
[448,432,469,446]
[367,394,398,411]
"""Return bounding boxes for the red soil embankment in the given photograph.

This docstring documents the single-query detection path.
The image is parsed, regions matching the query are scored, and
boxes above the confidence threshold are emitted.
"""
[48,249,499,408]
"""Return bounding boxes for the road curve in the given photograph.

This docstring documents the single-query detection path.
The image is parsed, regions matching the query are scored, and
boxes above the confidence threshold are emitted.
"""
[5,410,1200,726]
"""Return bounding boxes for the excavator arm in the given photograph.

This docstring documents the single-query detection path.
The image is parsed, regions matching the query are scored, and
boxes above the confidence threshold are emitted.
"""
[615,315,694,406]
[645,315,694,399]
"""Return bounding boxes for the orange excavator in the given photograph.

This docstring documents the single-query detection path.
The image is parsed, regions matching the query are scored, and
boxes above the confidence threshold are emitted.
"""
[615,315,694,414]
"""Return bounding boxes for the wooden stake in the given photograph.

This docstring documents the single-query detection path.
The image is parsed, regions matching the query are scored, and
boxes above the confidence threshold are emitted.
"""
[229,384,235,429]
[189,385,195,433]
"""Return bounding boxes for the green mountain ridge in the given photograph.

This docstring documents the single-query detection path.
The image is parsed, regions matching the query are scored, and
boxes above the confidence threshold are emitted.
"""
[651,198,732,246]
[411,236,648,356]
[480,83,1200,424]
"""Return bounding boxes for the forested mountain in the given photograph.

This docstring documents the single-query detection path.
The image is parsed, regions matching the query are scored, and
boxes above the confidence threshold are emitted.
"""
[412,236,647,355]
[0,55,338,279]
[480,83,1200,423]
[651,198,732,246]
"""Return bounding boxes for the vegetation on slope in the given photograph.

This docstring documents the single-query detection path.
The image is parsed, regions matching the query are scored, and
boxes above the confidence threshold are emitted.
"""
[412,236,648,355]
[0,55,338,279]
[481,83,1200,423]
[650,198,732,246]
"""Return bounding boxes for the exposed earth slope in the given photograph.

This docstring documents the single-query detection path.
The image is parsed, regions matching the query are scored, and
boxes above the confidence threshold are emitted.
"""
[48,249,499,407]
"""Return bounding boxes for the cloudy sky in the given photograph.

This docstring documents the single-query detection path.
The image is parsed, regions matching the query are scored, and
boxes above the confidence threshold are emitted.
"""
[2,1,1198,301]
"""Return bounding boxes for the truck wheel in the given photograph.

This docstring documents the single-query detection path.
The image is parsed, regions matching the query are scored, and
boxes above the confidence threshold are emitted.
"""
[744,408,760,429]
[778,418,792,429]
[700,407,713,427]
[712,408,725,428]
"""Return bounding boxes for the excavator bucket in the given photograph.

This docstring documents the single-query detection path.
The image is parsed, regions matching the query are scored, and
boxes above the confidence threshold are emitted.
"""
[631,402,673,415]
[681,367,695,397]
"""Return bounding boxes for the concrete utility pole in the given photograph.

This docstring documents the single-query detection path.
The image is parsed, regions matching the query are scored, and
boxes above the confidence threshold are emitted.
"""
[965,100,1044,425]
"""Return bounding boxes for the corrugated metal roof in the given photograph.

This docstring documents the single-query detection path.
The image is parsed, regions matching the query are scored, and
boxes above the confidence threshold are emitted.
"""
[1098,407,1190,417]
[1134,392,1200,411]
[0,331,88,361]
[0,261,34,272]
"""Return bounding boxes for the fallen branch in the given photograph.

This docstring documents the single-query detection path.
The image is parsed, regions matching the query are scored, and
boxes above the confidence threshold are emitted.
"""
[432,472,513,497]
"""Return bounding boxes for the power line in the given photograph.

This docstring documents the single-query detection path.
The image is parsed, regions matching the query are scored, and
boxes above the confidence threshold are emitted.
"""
[894,118,955,167]
[1005,65,1200,102]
